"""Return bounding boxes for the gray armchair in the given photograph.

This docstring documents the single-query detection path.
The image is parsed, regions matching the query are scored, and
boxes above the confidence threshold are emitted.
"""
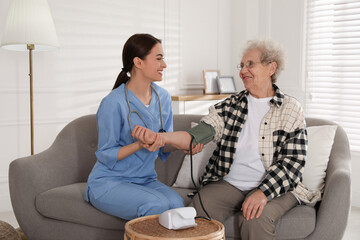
[9,114,351,240]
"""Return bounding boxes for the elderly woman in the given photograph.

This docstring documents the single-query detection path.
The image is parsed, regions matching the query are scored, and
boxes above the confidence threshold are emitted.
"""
[133,39,312,240]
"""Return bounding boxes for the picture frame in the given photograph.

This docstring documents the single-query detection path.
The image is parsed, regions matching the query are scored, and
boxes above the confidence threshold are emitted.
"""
[203,69,220,94]
[217,76,237,94]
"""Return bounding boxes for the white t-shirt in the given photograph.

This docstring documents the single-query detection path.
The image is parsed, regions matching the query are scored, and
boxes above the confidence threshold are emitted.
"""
[224,94,272,191]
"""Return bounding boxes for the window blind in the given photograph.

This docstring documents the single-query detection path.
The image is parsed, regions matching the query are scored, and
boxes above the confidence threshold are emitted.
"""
[305,0,360,151]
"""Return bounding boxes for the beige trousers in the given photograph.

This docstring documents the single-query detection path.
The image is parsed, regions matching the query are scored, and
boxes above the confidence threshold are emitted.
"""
[190,180,298,240]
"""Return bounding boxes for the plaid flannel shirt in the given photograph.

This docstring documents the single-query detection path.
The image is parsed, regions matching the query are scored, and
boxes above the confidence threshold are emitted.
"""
[200,84,321,205]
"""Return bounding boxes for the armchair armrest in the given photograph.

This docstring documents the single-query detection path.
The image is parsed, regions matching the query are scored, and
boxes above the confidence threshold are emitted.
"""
[306,124,351,240]
[9,114,98,238]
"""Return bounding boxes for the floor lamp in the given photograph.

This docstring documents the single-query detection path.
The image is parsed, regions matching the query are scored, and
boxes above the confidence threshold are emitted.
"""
[0,0,59,155]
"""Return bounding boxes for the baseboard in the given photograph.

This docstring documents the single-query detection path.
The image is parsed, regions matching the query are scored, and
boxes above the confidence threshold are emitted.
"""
[351,151,360,208]
[0,177,13,213]
[352,190,360,208]
[0,194,13,213]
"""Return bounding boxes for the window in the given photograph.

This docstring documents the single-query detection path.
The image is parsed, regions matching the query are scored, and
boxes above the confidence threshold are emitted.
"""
[305,0,360,151]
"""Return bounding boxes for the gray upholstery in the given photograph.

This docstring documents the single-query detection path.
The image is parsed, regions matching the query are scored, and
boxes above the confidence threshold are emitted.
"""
[9,114,351,240]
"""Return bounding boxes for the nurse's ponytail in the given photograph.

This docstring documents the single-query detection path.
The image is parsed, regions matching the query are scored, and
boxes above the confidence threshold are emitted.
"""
[113,68,130,90]
[112,34,161,90]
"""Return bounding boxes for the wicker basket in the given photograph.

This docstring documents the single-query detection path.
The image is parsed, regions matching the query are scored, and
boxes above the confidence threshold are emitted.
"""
[124,215,225,240]
[0,220,21,240]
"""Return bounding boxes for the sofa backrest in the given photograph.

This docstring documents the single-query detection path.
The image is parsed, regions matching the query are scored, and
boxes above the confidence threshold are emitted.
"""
[54,114,205,184]
[51,114,98,182]
[155,115,351,187]
[58,114,349,187]
[155,114,204,185]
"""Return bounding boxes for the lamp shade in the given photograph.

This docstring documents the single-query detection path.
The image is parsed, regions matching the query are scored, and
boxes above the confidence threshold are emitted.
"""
[1,0,59,51]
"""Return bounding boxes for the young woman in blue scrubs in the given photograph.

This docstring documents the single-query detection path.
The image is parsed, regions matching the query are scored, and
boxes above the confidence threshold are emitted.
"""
[84,33,184,220]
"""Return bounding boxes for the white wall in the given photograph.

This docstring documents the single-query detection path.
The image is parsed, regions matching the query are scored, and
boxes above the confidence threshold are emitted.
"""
[179,0,232,94]
[0,0,233,212]
[0,0,358,212]
[231,0,306,105]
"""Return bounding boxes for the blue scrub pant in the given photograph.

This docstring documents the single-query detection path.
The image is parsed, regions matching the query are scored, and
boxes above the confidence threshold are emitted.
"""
[88,180,184,220]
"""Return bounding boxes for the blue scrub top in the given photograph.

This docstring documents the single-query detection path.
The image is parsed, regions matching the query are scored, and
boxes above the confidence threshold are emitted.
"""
[85,83,173,200]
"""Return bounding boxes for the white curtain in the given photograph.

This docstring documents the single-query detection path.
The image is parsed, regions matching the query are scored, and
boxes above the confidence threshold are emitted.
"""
[305,0,360,151]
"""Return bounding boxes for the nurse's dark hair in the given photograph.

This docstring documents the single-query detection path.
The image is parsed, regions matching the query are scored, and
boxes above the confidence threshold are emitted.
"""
[112,33,162,90]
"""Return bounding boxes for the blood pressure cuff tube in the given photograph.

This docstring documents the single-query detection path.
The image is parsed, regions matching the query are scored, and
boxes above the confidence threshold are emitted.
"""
[185,122,216,147]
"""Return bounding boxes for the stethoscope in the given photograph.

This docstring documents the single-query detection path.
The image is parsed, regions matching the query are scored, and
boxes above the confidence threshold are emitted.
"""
[125,82,166,140]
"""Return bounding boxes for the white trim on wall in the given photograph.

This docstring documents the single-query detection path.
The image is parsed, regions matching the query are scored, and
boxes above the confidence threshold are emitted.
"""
[0,177,12,213]
[0,87,110,94]
[0,118,75,127]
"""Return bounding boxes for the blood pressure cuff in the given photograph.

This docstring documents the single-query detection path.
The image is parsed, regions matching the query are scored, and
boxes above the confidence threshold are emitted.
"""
[185,122,215,146]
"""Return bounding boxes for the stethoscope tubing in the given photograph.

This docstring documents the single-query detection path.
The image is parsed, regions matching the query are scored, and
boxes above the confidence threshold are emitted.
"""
[125,82,165,139]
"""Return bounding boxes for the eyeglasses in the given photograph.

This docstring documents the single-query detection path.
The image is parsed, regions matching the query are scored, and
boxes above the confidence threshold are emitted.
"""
[236,61,263,71]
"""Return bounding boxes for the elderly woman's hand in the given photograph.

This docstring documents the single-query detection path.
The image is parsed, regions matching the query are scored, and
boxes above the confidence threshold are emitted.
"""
[183,143,204,155]
[241,189,268,220]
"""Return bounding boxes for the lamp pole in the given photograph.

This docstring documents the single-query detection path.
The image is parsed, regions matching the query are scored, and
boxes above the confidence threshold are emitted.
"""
[27,44,34,155]
[1,0,59,156]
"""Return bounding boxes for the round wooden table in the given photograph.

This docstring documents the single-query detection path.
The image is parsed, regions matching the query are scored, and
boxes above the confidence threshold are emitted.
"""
[124,215,225,240]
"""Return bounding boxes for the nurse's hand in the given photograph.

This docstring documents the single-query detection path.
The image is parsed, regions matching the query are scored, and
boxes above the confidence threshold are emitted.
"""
[132,125,156,145]
[183,143,204,155]
[142,133,165,152]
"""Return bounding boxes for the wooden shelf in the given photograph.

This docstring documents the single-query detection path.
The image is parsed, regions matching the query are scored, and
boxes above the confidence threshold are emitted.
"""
[171,94,229,101]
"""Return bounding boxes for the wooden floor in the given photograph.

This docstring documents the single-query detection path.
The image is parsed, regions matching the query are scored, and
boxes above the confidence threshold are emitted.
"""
[1,206,360,239]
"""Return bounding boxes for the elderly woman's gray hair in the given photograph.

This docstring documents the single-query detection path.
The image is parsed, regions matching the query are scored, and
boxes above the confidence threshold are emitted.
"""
[243,39,285,83]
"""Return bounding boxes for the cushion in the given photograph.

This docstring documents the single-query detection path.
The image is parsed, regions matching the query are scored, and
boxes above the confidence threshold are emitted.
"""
[222,205,316,239]
[275,205,316,239]
[35,183,125,230]
[302,125,337,192]
[172,122,217,188]
[171,187,195,206]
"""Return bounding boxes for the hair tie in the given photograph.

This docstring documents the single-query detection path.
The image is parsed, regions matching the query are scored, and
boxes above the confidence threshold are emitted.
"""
[121,67,131,77]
